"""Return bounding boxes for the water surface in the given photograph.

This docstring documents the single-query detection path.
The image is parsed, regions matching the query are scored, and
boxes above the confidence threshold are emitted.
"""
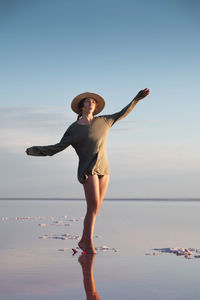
[1,199,200,300]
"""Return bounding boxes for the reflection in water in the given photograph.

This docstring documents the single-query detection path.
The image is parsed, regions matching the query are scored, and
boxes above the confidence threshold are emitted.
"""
[78,254,101,300]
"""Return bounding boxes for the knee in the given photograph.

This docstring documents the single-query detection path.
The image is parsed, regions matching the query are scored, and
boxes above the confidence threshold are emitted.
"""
[87,204,99,216]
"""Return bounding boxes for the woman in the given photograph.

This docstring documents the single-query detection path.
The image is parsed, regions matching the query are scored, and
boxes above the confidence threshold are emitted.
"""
[26,88,150,254]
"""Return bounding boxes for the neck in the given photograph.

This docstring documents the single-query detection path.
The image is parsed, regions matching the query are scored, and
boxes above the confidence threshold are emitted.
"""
[81,112,94,121]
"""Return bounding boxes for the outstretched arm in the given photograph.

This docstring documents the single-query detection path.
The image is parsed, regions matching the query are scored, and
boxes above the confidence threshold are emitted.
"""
[26,127,72,156]
[103,88,150,127]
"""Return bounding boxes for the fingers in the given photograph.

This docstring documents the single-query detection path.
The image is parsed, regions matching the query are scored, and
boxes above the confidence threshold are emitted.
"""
[143,88,150,94]
[134,88,150,100]
[140,88,150,97]
[136,88,150,100]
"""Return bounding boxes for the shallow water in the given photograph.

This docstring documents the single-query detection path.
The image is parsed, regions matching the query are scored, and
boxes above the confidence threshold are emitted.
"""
[1,199,200,300]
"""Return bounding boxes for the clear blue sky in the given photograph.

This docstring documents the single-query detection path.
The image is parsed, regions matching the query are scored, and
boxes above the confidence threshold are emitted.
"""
[1,0,200,198]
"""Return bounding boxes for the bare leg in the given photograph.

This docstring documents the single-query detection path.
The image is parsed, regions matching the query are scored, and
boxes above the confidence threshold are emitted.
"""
[78,175,109,254]
[79,175,99,254]
[98,175,109,207]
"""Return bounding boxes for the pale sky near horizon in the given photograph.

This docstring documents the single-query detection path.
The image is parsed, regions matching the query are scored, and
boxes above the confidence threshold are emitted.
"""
[1,0,200,198]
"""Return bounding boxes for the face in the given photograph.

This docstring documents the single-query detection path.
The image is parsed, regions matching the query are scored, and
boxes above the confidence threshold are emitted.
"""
[82,98,97,114]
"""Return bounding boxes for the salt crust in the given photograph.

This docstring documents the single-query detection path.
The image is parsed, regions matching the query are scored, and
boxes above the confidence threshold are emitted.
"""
[145,247,200,259]
[1,215,117,253]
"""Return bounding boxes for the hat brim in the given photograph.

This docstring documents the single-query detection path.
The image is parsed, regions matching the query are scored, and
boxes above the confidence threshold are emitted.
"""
[71,92,105,115]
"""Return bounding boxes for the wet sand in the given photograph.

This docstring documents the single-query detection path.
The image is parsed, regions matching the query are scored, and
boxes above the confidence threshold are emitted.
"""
[1,199,200,299]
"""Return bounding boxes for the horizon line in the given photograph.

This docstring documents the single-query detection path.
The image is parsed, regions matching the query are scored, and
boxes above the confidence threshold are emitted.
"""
[0,197,200,201]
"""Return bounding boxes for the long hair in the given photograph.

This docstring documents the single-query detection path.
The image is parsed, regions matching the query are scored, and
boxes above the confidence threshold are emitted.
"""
[77,98,86,121]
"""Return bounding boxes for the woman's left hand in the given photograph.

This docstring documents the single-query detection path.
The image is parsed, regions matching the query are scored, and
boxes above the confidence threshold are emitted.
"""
[135,88,150,100]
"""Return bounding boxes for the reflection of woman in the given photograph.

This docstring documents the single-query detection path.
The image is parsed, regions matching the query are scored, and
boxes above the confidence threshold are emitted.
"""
[78,254,100,300]
[26,89,150,253]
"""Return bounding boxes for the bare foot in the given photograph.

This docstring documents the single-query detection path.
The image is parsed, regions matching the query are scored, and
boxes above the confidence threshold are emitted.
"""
[78,241,86,251]
[84,247,96,254]
[78,241,96,254]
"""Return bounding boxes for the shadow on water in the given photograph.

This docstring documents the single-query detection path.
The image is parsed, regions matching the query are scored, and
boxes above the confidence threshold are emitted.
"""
[78,254,101,300]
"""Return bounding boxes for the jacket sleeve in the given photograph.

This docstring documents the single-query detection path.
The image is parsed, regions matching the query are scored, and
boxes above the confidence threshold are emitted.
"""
[102,98,140,127]
[27,127,72,156]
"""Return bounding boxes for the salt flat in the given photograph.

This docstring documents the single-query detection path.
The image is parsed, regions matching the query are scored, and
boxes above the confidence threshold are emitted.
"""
[1,199,200,300]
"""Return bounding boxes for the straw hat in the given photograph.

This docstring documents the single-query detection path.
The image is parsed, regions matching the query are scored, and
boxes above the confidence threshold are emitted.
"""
[71,92,105,115]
